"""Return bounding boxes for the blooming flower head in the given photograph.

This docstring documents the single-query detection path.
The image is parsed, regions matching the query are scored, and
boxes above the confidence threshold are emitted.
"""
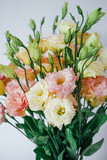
[78,57,104,78]
[0,104,5,125]
[26,79,49,111]
[44,96,76,129]
[5,88,28,116]
[5,79,36,94]
[43,34,66,54]
[45,68,78,98]
[82,76,107,107]
[55,20,76,34]
[15,66,39,81]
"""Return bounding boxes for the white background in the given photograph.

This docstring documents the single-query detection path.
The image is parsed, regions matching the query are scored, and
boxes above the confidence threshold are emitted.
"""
[0,0,107,160]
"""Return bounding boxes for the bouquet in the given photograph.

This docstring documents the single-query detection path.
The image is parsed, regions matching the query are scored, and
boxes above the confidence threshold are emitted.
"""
[0,2,107,160]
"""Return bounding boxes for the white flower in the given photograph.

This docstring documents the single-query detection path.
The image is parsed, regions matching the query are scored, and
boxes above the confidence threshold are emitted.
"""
[44,96,76,129]
[78,57,104,78]
[55,20,76,34]
[26,80,49,111]
[100,48,107,69]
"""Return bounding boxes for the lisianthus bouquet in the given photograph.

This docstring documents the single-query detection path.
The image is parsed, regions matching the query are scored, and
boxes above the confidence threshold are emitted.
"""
[0,2,107,160]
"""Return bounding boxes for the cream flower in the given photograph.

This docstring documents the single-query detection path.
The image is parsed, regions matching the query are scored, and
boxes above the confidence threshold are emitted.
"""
[26,80,49,111]
[100,48,107,69]
[78,57,104,78]
[43,34,66,53]
[55,20,76,34]
[44,96,76,129]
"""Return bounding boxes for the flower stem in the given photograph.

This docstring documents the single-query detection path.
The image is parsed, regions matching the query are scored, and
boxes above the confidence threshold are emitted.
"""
[15,74,25,93]
[57,56,62,70]
[22,66,30,90]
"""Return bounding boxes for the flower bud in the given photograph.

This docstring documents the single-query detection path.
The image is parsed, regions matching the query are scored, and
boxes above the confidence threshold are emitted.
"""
[5,31,11,42]
[86,8,105,30]
[35,31,40,44]
[41,17,45,26]
[11,43,19,53]
[64,28,71,44]
[10,35,23,47]
[28,42,42,61]
[0,64,16,79]
[8,55,22,67]
[29,18,36,31]
[48,53,54,64]
[62,2,68,19]
[0,80,5,95]
[79,32,102,60]
[29,35,33,43]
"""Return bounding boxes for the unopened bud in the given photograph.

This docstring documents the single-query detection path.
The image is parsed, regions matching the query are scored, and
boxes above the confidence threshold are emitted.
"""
[5,30,11,42]
[48,53,54,64]
[29,42,42,61]
[8,55,22,67]
[29,18,36,31]
[10,35,23,47]
[29,35,33,43]
[64,28,71,44]
[62,2,68,19]
[35,31,40,44]
[41,17,45,26]
[11,43,19,53]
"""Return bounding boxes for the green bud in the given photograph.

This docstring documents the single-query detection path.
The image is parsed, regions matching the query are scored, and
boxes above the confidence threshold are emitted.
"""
[92,55,99,61]
[48,53,54,64]
[29,42,42,61]
[86,8,105,30]
[5,30,11,42]
[53,15,59,34]
[5,43,14,57]
[29,35,33,43]
[35,31,40,44]
[10,43,19,53]
[41,17,45,26]
[0,64,16,79]
[64,28,71,44]
[10,35,23,47]
[8,55,22,67]
[29,18,36,31]
[77,5,83,17]
[62,2,68,19]
[79,32,102,60]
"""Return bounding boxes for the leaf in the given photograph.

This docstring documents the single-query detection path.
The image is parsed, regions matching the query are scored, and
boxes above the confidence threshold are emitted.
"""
[36,156,40,160]
[33,135,49,145]
[65,128,77,153]
[66,47,73,61]
[34,147,52,160]
[44,144,51,156]
[82,139,104,156]
[58,150,65,160]
[66,147,78,160]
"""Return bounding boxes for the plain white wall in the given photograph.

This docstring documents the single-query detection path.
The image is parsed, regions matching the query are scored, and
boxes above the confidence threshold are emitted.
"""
[0,0,107,160]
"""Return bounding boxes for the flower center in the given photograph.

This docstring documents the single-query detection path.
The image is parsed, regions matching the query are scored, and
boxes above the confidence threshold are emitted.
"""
[57,106,65,115]
[37,89,43,97]
[56,77,65,85]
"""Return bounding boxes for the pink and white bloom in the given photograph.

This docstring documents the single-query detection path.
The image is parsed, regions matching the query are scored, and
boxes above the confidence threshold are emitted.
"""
[0,104,5,125]
[45,68,78,98]
[5,79,36,94]
[5,88,28,117]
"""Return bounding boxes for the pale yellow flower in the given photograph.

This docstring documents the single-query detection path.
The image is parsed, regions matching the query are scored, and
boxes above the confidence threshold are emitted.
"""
[44,96,75,129]
[78,57,104,78]
[100,48,107,69]
[43,34,66,53]
[16,49,30,65]
[55,20,76,34]
[26,80,49,111]
[0,80,5,95]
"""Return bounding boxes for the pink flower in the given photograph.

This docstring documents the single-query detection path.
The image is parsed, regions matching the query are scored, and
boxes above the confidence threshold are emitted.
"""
[5,88,28,117]
[0,104,5,125]
[0,72,6,82]
[45,68,78,98]
[82,76,107,97]
[5,79,36,94]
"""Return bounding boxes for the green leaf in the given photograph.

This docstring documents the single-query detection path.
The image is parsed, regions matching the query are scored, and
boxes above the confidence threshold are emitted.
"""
[66,147,78,160]
[66,47,73,61]
[58,150,65,160]
[34,147,52,160]
[44,144,51,156]
[82,139,104,156]
[33,135,49,145]
[36,156,40,160]
[65,128,77,153]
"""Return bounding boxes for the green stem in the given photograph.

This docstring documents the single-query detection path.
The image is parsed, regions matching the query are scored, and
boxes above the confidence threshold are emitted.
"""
[22,67,30,90]
[51,63,54,72]
[15,74,25,93]
[57,56,62,70]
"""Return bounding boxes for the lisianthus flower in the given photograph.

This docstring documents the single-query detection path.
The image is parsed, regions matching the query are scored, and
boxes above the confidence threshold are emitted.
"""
[55,20,76,34]
[5,88,28,116]
[5,79,36,94]
[44,96,76,129]
[78,57,104,78]
[39,54,65,73]
[82,76,107,107]
[15,66,39,81]
[43,34,66,53]
[100,48,107,69]
[0,104,5,125]
[26,79,49,111]
[45,68,78,98]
